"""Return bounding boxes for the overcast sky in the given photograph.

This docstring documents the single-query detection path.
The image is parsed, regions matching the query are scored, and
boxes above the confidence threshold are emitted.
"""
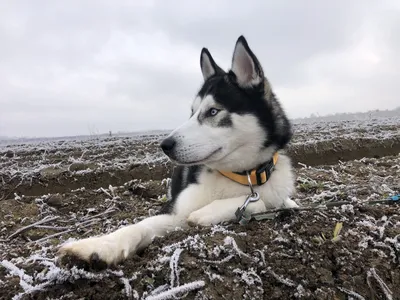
[0,0,399,137]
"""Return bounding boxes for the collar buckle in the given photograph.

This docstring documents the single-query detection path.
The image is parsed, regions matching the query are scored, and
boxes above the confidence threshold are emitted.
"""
[218,152,279,187]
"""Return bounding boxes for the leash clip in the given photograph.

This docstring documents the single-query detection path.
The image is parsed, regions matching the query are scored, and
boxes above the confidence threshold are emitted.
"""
[235,171,260,224]
[235,192,260,224]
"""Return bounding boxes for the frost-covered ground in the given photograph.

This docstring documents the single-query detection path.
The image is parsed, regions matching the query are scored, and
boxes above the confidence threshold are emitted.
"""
[1,116,399,186]
[0,117,399,299]
[291,116,399,145]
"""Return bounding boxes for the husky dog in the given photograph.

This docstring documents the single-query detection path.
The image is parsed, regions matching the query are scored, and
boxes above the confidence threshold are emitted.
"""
[58,36,298,267]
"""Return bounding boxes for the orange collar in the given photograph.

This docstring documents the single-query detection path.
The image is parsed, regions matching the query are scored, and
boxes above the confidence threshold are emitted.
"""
[218,152,279,186]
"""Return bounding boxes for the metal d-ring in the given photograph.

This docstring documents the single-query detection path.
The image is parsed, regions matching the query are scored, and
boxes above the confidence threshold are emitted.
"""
[246,171,256,196]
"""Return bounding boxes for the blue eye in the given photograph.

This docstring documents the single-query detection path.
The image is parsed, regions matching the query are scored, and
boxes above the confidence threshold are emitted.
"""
[209,108,219,116]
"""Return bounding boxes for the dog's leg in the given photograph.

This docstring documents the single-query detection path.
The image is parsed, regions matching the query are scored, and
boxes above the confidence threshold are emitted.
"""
[57,214,184,267]
[283,197,299,208]
[57,184,209,267]
[187,195,267,226]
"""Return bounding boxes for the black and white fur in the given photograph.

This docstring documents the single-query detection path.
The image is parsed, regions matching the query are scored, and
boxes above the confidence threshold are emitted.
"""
[58,36,298,266]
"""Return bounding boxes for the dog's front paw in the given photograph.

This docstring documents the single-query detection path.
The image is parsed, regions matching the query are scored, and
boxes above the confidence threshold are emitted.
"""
[57,236,127,269]
[283,197,299,208]
[187,207,223,227]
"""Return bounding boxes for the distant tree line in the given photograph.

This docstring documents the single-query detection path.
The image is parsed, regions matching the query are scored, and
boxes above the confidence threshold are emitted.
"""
[292,107,400,124]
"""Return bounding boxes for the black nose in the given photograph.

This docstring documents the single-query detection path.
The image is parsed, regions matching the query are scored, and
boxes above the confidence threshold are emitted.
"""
[160,137,176,154]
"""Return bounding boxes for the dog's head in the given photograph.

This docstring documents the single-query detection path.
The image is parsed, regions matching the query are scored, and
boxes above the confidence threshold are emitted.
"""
[160,36,292,172]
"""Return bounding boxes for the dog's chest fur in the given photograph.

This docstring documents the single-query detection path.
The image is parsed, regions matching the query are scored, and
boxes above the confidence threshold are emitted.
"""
[160,151,295,218]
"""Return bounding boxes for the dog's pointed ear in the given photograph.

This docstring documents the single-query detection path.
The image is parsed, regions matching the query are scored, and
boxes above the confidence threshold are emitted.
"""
[200,48,224,81]
[231,35,264,87]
